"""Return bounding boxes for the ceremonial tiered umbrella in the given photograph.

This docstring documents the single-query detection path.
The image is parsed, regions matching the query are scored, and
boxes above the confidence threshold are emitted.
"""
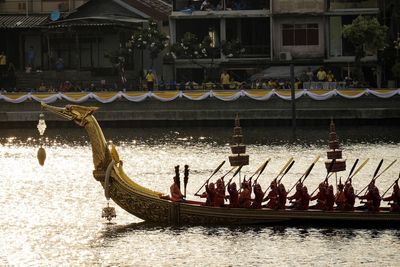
[229,114,249,167]
[325,120,346,174]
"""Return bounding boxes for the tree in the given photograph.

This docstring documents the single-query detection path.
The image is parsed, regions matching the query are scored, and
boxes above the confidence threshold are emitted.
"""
[343,16,388,82]
[166,32,244,82]
[128,20,169,68]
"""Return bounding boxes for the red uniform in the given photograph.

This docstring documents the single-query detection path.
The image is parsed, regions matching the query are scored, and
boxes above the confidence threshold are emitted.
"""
[170,177,184,202]
[239,182,251,208]
[382,184,400,212]
[214,179,225,207]
[227,182,239,208]
[264,182,279,210]
[298,186,311,210]
[277,183,287,209]
[344,183,356,211]
[203,183,216,206]
[310,186,327,210]
[251,184,265,209]
[325,185,335,211]
[288,183,303,209]
[359,184,381,212]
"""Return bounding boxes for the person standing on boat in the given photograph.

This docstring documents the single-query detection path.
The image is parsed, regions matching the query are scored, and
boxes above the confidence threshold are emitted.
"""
[251,183,265,209]
[310,182,327,210]
[382,182,400,212]
[358,181,381,212]
[227,181,239,208]
[214,178,226,207]
[170,176,184,202]
[263,181,279,209]
[344,180,356,211]
[239,180,251,208]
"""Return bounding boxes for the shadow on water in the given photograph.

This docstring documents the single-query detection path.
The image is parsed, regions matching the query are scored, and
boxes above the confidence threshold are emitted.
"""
[99,221,387,242]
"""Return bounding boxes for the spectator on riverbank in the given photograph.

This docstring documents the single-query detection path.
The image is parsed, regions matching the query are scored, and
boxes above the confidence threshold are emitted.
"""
[0,51,6,75]
[27,46,36,70]
[145,70,156,91]
[220,70,230,89]
[316,67,327,82]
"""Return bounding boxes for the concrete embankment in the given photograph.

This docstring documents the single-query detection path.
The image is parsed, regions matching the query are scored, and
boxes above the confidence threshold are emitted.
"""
[1,94,400,127]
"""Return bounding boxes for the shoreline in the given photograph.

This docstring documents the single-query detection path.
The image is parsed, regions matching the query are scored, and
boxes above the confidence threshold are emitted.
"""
[0,90,399,127]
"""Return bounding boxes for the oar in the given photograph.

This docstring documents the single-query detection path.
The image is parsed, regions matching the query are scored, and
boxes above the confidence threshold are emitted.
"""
[371,159,397,181]
[194,160,225,196]
[348,158,369,181]
[310,158,336,196]
[251,160,271,190]
[344,159,358,183]
[286,155,319,195]
[251,158,271,185]
[224,165,243,188]
[381,173,400,198]
[274,157,294,181]
[357,159,385,197]
[263,160,295,194]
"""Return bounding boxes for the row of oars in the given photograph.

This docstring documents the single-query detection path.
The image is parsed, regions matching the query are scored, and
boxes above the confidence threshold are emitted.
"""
[194,157,398,199]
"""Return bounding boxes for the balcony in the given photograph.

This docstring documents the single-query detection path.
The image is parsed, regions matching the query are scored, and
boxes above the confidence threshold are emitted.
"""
[273,0,325,14]
[329,0,378,10]
[173,0,270,12]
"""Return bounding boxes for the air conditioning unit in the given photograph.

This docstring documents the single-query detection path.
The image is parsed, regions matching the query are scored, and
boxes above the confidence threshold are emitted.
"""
[279,52,292,61]
[58,2,69,12]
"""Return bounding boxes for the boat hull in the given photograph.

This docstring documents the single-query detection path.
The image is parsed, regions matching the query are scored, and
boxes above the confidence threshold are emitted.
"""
[107,176,400,227]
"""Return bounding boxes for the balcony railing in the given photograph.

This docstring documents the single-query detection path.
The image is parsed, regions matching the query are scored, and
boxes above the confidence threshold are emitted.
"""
[173,0,270,12]
[329,0,378,10]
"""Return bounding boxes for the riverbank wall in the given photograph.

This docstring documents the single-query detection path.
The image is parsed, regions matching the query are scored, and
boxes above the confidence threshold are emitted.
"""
[1,92,400,127]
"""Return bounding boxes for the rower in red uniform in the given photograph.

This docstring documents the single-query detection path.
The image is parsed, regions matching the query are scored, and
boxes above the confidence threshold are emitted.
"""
[310,182,327,210]
[299,186,311,210]
[214,178,226,207]
[325,185,335,211]
[170,176,184,202]
[239,180,251,208]
[263,180,279,209]
[288,182,303,209]
[251,183,265,209]
[344,179,356,211]
[277,183,287,209]
[200,182,216,206]
[335,180,346,210]
[382,182,400,212]
[227,181,239,208]
[358,181,381,212]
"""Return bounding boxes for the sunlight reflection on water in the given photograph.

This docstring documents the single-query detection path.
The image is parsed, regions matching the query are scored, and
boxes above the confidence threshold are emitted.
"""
[0,126,399,266]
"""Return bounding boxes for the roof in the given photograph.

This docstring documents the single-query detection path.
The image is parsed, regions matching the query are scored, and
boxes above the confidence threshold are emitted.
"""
[0,15,48,29]
[47,16,146,28]
[119,0,172,20]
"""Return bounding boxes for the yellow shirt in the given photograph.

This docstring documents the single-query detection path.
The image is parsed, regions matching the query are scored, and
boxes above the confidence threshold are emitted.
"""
[316,70,327,81]
[145,72,155,82]
[220,73,230,85]
[0,54,6,65]
[327,73,334,82]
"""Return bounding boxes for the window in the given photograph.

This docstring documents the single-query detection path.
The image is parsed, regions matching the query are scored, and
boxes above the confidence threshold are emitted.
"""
[282,24,319,46]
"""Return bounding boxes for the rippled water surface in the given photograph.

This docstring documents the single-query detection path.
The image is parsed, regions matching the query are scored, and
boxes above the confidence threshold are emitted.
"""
[0,125,400,266]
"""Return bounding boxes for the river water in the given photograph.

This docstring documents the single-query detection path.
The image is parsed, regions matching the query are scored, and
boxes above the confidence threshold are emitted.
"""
[0,124,399,266]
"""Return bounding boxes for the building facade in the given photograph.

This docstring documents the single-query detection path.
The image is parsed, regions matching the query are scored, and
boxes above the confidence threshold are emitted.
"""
[169,0,380,86]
